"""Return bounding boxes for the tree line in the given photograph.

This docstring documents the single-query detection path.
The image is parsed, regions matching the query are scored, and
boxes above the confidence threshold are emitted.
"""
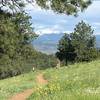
[0,0,92,79]
[0,2,57,79]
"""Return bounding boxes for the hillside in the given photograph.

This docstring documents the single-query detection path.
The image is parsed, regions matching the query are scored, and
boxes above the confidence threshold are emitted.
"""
[32,33,64,54]
[1,60,100,100]
[28,60,100,100]
[32,34,100,54]
[0,71,38,100]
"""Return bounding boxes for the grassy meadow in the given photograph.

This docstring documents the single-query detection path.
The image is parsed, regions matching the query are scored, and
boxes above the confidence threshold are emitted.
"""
[0,60,100,100]
[28,60,100,100]
[0,71,39,100]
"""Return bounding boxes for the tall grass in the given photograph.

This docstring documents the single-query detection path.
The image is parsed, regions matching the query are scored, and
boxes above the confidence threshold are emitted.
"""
[0,71,38,100]
[28,60,100,100]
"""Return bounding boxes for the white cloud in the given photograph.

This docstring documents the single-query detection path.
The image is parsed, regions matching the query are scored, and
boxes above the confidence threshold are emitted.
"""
[91,22,100,31]
[57,19,68,24]
[34,24,57,34]
[25,0,100,35]
[93,22,100,26]
[34,24,71,35]
[93,26,97,30]
[35,28,59,35]
[25,3,41,12]
[83,1,100,15]
[94,32,100,35]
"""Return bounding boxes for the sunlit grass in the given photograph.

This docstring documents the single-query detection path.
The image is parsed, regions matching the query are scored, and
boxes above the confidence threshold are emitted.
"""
[0,71,39,100]
[28,60,100,100]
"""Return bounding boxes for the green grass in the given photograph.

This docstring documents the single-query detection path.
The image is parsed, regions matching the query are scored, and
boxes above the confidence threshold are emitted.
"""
[1,60,100,100]
[0,71,39,100]
[28,60,100,100]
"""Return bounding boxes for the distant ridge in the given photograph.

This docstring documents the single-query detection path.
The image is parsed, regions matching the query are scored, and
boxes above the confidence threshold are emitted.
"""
[32,34,100,54]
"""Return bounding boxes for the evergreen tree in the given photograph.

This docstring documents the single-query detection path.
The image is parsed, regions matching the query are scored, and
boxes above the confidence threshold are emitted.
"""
[0,0,91,15]
[57,21,98,65]
[71,21,96,61]
[0,10,37,79]
[56,33,76,65]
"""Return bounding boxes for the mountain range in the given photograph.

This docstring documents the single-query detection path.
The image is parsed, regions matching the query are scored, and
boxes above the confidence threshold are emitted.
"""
[32,34,100,54]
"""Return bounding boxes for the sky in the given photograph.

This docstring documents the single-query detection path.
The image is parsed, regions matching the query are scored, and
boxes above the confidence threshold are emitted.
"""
[25,1,100,35]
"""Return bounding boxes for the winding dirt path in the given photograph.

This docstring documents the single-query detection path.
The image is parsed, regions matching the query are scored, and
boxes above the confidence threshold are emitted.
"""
[36,73,48,85]
[9,73,48,100]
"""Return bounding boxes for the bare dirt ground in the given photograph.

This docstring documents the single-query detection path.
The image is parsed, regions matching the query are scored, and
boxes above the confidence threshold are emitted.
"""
[9,73,48,100]
[36,73,48,85]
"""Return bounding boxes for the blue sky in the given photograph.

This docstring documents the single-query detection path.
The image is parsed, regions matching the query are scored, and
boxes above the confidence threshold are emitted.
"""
[25,1,100,35]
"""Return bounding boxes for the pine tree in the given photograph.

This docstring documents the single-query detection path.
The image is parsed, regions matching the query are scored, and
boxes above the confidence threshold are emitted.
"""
[0,0,91,15]
[57,21,97,65]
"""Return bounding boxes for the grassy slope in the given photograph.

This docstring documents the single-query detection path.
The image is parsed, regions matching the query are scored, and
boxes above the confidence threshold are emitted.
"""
[28,60,100,100]
[0,71,39,100]
[0,60,100,100]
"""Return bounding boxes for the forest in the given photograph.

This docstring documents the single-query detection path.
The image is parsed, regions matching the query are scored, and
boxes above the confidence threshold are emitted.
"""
[0,0,100,79]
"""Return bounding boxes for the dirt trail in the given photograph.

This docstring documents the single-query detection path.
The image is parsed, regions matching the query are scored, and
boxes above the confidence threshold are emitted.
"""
[36,73,48,85]
[9,89,33,100]
[9,73,47,100]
